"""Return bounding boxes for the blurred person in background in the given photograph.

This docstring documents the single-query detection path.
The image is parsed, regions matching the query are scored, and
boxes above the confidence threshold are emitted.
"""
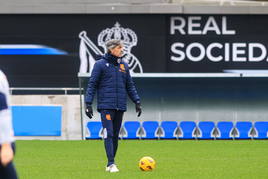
[85,39,142,173]
[0,70,18,179]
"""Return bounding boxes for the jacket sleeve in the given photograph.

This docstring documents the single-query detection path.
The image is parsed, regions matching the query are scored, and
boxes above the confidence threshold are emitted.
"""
[85,62,102,104]
[0,106,14,144]
[0,72,15,144]
[126,65,140,104]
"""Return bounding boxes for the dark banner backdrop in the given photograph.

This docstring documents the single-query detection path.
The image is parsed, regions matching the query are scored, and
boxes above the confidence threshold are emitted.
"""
[0,14,267,87]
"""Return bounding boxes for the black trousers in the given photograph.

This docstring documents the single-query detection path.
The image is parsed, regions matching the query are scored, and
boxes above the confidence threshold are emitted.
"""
[99,109,124,166]
[0,142,18,179]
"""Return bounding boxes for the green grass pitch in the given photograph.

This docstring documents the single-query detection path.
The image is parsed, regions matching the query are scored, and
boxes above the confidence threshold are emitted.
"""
[14,140,268,179]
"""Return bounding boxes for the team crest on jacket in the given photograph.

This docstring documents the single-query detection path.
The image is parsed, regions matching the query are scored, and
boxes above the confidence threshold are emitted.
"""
[119,64,126,73]
[79,22,143,74]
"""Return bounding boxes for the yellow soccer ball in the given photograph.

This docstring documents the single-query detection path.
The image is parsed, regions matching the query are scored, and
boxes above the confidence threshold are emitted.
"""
[139,156,156,171]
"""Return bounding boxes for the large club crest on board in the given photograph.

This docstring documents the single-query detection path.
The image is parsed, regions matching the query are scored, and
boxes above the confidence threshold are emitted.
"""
[79,22,143,74]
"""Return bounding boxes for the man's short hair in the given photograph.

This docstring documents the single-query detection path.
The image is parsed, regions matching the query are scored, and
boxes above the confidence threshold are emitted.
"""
[105,39,122,51]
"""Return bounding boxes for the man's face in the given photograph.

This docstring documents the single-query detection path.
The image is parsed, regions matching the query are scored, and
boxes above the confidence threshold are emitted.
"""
[110,44,123,57]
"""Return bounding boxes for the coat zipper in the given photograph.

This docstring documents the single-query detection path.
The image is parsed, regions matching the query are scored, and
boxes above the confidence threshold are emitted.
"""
[115,65,119,110]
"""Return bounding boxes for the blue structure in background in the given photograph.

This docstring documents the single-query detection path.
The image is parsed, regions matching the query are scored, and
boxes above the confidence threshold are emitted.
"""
[217,121,234,139]
[0,44,67,55]
[235,121,252,139]
[123,121,140,139]
[198,121,215,139]
[142,121,159,139]
[84,120,268,140]
[179,121,196,139]
[12,106,62,136]
[86,121,103,139]
[254,121,268,139]
[160,121,178,139]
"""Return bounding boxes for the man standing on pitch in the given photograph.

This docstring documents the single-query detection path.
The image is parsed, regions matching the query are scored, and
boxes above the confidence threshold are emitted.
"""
[0,70,18,179]
[85,39,142,173]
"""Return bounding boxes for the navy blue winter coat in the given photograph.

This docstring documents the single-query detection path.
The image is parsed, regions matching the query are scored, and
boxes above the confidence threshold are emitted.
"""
[85,53,140,111]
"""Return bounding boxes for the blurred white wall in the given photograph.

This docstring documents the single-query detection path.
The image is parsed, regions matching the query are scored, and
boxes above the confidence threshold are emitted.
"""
[0,0,267,14]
